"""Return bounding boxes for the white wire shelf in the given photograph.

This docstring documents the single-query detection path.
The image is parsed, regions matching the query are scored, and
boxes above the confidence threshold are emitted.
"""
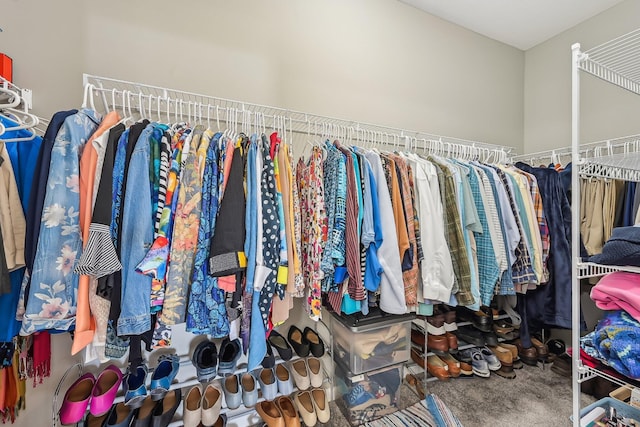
[578,28,640,96]
[577,362,639,391]
[576,261,640,279]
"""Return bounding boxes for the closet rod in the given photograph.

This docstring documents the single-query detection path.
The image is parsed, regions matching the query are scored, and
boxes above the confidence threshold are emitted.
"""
[82,74,514,155]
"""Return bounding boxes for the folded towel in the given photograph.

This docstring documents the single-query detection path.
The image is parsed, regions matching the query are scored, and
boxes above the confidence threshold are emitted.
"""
[590,271,640,322]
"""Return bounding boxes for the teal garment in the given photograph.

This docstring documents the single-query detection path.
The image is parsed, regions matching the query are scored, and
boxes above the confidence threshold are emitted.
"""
[20,109,101,334]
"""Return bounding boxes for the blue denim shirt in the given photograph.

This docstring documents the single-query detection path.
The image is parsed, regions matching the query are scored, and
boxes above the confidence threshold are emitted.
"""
[117,124,155,336]
[21,109,101,334]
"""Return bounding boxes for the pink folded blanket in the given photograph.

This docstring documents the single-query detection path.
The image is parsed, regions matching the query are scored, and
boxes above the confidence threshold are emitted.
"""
[591,271,640,321]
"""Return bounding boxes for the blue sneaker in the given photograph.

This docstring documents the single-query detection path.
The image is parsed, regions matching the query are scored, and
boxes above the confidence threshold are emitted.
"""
[124,364,148,409]
[150,354,180,400]
[469,349,490,378]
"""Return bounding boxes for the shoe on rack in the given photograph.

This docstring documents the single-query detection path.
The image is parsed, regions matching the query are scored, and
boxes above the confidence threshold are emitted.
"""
[91,365,123,416]
[213,414,227,427]
[550,353,572,377]
[275,396,301,427]
[268,330,293,361]
[124,364,149,409]
[493,319,518,340]
[469,349,490,378]
[426,355,450,381]
[150,354,180,401]
[104,402,137,427]
[241,373,258,408]
[454,325,485,347]
[438,353,461,378]
[288,325,310,358]
[222,375,242,410]
[514,339,538,366]
[445,332,458,353]
[294,390,318,427]
[59,372,96,425]
[256,400,285,427]
[440,305,458,332]
[262,341,276,369]
[201,383,223,427]
[410,347,426,369]
[84,412,109,427]
[132,396,157,427]
[275,363,294,395]
[257,367,278,402]
[311,388,330,424]
[192,340,218,383]
[455,306,493,332]
[151,389,181,427]
[290,359,311,391]
[490,346,516,379]
[426,333,449,356]
[530,337,549,362]
[451,351,473,376]
[307,357,324,388]
[482,330,499,347]
[217,338,242,376]
[182,385,202,427]
[426,314,446,335]
[498,343,523,369]
[480,346,501,371]
[303,327,325,358]
[546,339,566,363]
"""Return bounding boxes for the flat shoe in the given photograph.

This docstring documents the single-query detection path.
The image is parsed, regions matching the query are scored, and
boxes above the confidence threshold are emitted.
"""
[182,384,202,427]
[151,389,181,427]
[150,354,180,400]
[59,372,96,425]
[222,375,242,410]
[105,402,136,427]
[256,400,285,427]
[288,325,310,358]
[275,363,294,395]
[294,390,317,427]
[303,327,325,358]
[275,396,301,427]
[426,355,450,381]
[311,388,330,424]
[201,383,222,427]
[268,330,293,361]
[124,364,149,409]
[290,359,310,391]
[91,365,123,416]
[306,357,323,388]
[132,396,158,427]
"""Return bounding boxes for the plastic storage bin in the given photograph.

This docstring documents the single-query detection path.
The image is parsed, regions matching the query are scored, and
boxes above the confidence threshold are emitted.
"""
[334,362,403,426]
[331,312,412,375]
[573,397,640,423]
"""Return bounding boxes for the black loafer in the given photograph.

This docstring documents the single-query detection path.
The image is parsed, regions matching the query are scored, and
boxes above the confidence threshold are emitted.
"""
[262,341,276,368]
[151,389,181,427]
[482,331,499,347]
[455,306,493,332]
[288,325,310,358]
[267,330,293,361]
[454,325,485,347]
[303,327,325,357]
[105,403,137,427]
[192,340,218,382]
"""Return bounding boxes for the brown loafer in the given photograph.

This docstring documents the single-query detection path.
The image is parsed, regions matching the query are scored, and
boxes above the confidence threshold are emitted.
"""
[439,353,461,378]
[445,332,458,353]
[531,337,549,362]
[411,328,426,348]
[411,347,427,369]
[498,343,523,369]
[426,314,446,335]
[426,355,450,381]
[427,334,449,356]
[490,346,516,379]
[514,340,538,366]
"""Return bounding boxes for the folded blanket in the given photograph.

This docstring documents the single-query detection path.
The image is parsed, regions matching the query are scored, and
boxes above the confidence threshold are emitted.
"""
[590,271,640,322]
[593,310,640,379]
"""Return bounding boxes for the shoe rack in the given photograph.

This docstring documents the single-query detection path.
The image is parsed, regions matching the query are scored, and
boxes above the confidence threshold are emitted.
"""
[52,319,334,427]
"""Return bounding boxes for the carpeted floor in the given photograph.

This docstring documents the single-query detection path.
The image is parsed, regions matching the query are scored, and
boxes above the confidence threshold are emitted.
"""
[328,364,596,426]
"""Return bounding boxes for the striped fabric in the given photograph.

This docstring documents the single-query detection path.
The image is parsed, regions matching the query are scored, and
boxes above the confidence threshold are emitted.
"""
[362,396,463,427]
[155,130,171,238]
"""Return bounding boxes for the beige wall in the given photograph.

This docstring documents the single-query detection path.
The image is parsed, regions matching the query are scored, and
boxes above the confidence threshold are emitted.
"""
[2,1,525,425]
[523,0,640,154]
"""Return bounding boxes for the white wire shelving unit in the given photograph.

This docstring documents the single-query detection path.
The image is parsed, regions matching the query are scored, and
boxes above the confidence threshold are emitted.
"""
[570,28,640,426]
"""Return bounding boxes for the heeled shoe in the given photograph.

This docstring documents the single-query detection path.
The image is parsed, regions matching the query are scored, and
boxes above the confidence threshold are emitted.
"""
[150,354,180,401]
[293,390,317,427]
[303,327,325,357]
[306,357,323,388]
[275,396,301,427]
[288,325,310,357]
[105,402,136,427]
[182,384,202,427]
[132,396,158,427]
[222,374,242,410]
[311,388,330,424]
[59,372,96,425]
[290,359,310,391]
[151,389,181,427]
[201,383,223,427]
[124,364,149,409]
[90,365,123,417]
[268,330,293,361]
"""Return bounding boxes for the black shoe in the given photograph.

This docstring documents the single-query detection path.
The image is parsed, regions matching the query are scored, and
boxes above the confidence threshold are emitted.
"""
[454,325,485,347]
[288,325,310,357]
[217,338,242,375]
[262,341,276,369]
[267,330,293,361]
[455,306,493,332]
[150,389,181,427]
[482,331,499,347]
[192,340,218,382]
[303,327,325,357]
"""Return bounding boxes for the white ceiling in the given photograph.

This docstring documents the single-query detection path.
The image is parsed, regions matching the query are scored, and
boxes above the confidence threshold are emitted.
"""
[398,0,626,50]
